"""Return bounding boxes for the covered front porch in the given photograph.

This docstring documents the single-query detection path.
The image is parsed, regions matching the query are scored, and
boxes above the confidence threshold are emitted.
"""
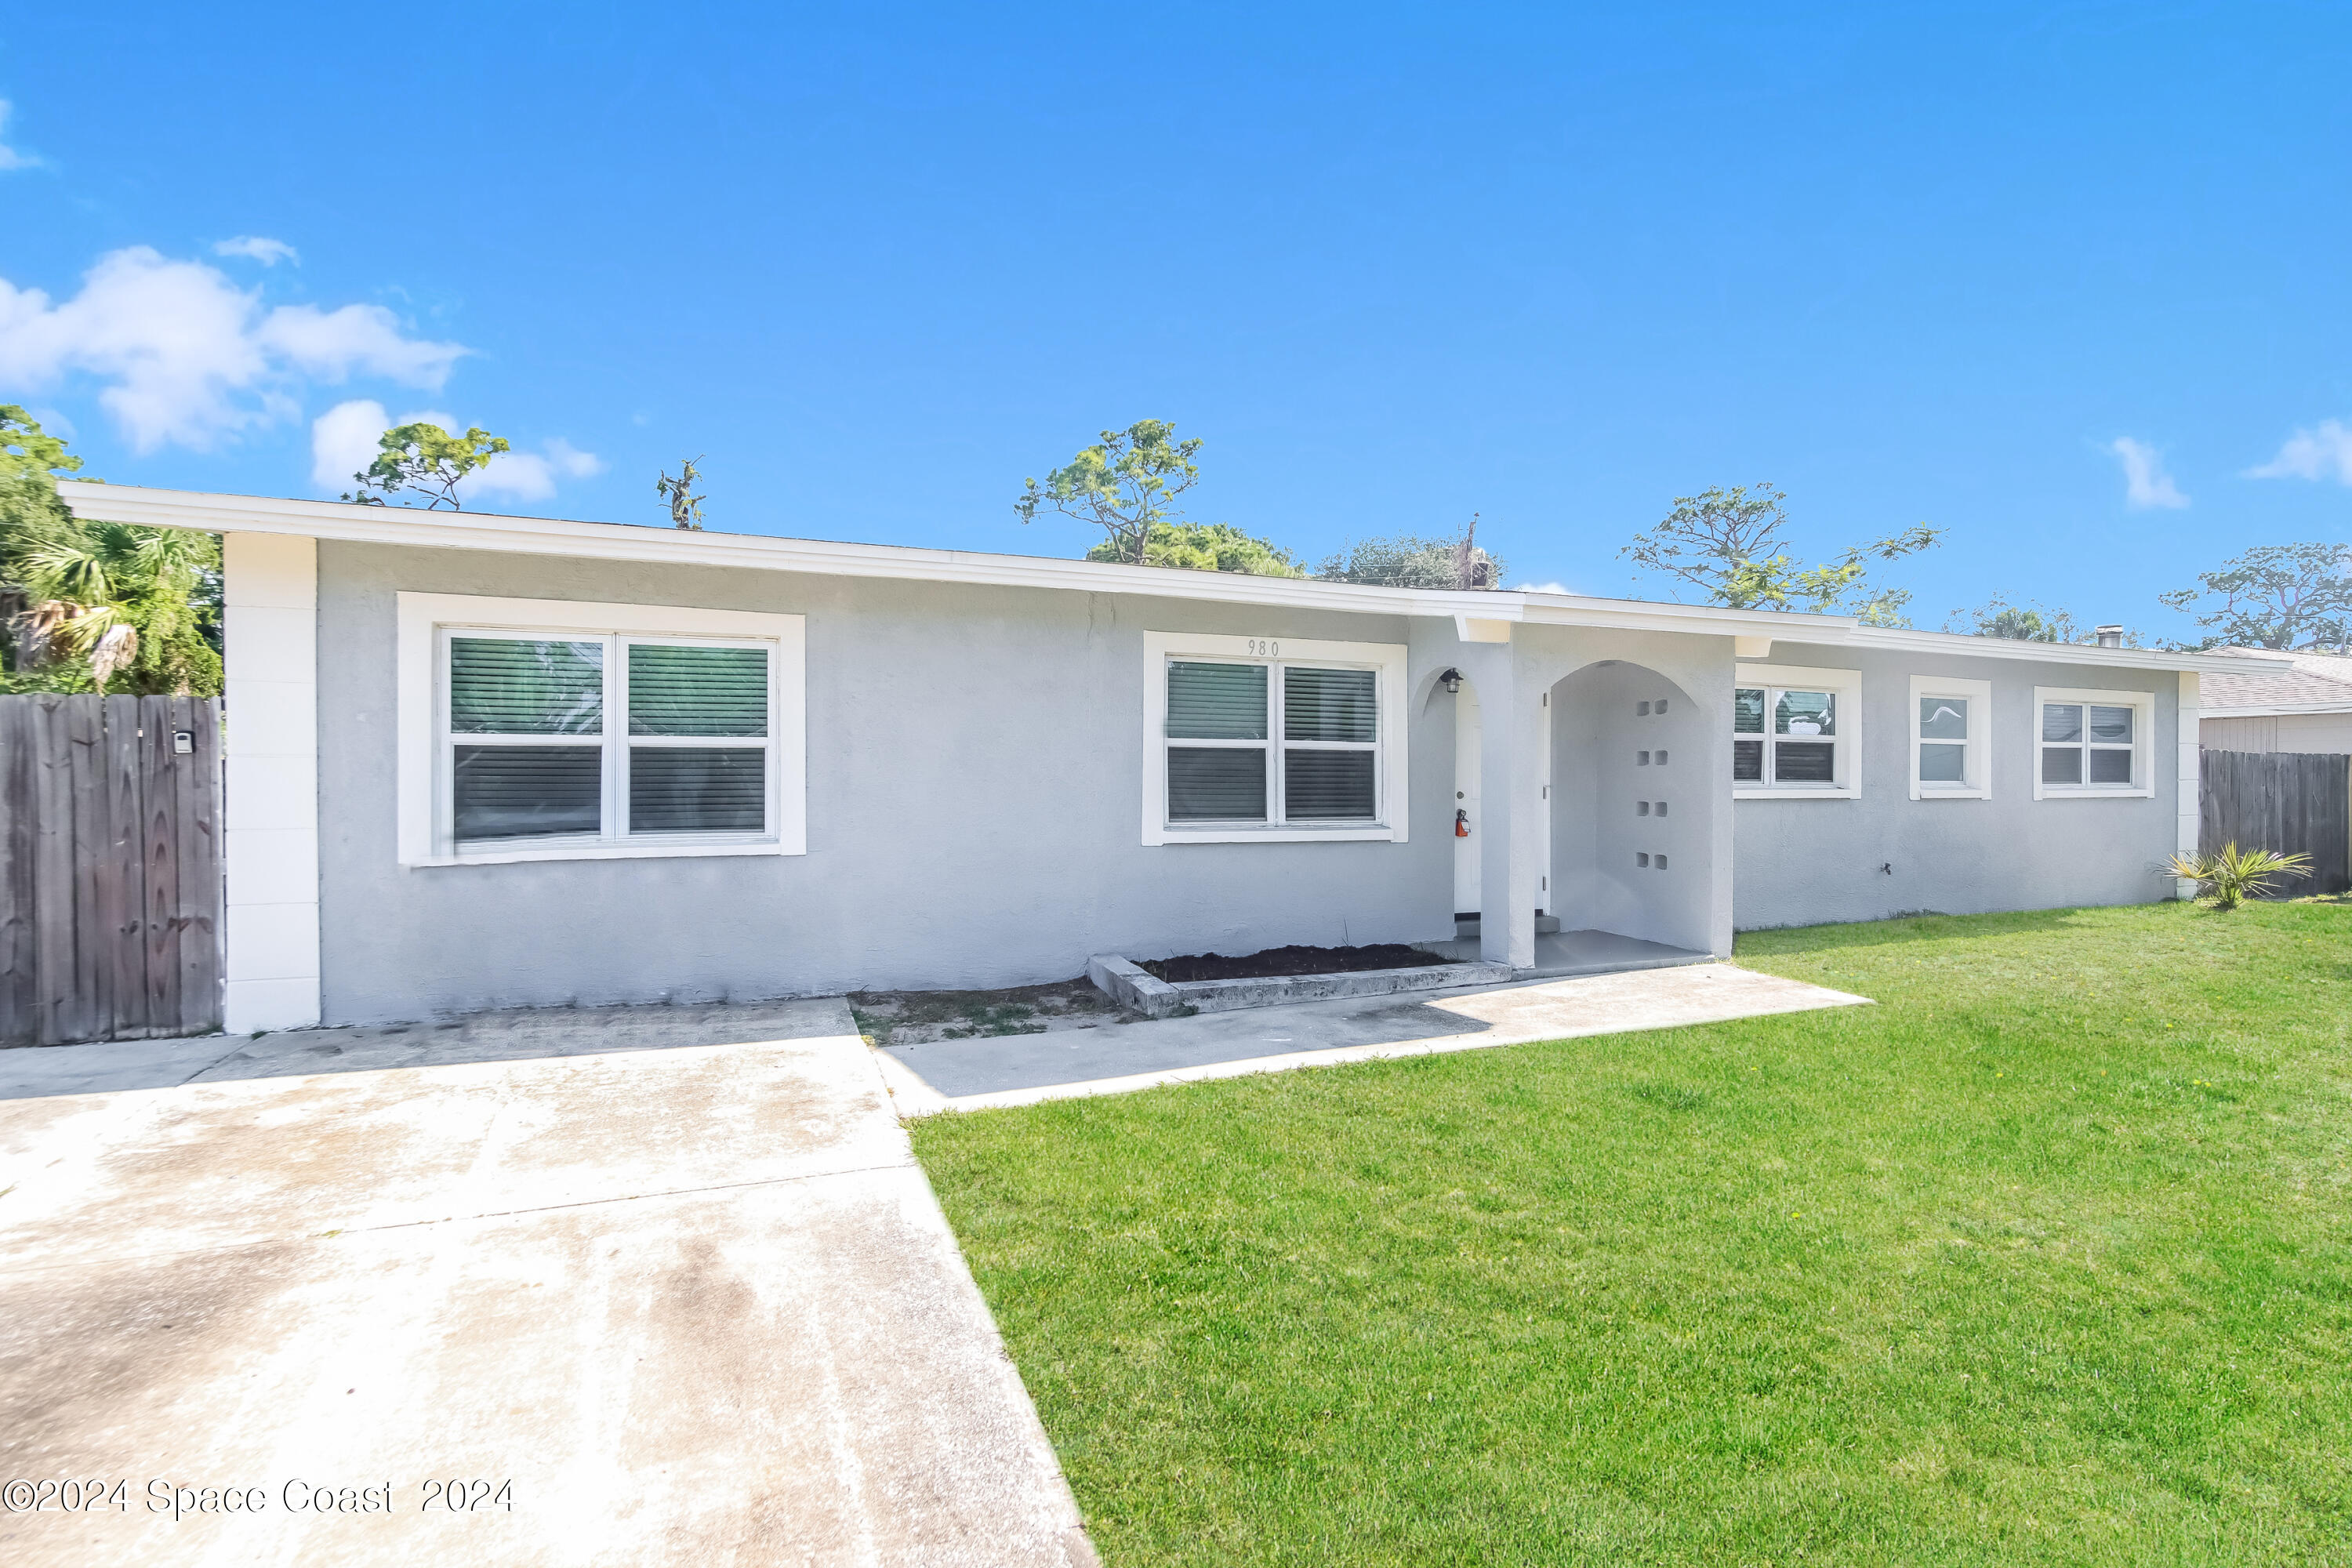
[1407,612,1762,975]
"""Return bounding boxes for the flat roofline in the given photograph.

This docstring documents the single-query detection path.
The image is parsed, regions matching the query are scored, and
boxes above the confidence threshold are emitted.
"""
[56,480,2288,677]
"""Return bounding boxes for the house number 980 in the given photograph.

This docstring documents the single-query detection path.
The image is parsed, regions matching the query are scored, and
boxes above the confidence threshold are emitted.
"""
[1246,639,1280,657]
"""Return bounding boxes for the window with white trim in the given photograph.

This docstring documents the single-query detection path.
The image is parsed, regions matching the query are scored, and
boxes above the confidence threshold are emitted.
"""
[1909,675,1992,800]
[396,593,806,866]
[1732,664,1862,798]
[2033,686,2154,798]
[1142,632,1409,844]
[444,630,777,849]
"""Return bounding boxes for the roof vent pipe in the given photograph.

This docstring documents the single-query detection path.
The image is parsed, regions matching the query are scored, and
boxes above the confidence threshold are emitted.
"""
[2094,624,2124,648]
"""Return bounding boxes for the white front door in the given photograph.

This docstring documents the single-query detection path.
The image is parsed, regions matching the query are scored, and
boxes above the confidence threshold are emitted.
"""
[1453,684,1481,916]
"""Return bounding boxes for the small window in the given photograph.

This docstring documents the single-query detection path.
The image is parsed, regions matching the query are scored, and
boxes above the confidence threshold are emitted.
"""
[1907,677,1991,800]
[1655,749,1668,765]
[2040,699,2140,791]
[1635,851,1650,867]
[1636,800,1650,816]
[1736,686,1837,783]
[1655,854,1668,870]
[1638,750,1651,765]
[1638,700,1651,716]
[1735,667,1862,797]
[1656,800,1668,817]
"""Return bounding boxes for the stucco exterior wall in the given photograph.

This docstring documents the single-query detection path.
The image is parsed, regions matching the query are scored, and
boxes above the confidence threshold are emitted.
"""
[1731,639,2185,929]
[307,540,2199,1020]
[315,542,1458,1023]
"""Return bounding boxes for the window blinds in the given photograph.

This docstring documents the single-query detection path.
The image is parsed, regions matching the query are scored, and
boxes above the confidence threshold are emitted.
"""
[630,749,767,832]
[450,639,603,733]
[1163,659,1377,824]
[449,639,608,840]
[627,645,770,736]
[446,635,772,845]
[452,746,602,841]
[1283,667,1375,742]
[1167,662,1267,739]
[626,644,770,834]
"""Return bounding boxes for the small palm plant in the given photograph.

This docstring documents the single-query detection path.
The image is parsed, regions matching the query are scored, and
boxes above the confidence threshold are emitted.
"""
[2167,841,2315,910]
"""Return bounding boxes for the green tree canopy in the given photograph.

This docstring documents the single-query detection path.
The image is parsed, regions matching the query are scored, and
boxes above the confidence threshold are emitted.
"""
[2158,543,2351,652]
[1316,533,1508,590]
[1944,595,2140,648]
[1620,483,1939,626]
[347,421,511,509]
[1017,419,1203,565]
[1086,521,1303,577]
[0,405,222,695]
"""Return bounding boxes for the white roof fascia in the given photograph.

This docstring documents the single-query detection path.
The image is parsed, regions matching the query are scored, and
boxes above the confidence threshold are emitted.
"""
[1842,624,2286,677]
[49,482,2300,676]
[57,481,1508,619]
[53,481,1823,640]
[1512,593,1838,641]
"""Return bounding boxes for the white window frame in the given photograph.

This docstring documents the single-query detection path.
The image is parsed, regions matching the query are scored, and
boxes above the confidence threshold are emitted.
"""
[2032,685,2155,800]
[1732,663,1862,800]
[397,593,806,866]
[1142,630,1408,845]
[1908,674,1993,800]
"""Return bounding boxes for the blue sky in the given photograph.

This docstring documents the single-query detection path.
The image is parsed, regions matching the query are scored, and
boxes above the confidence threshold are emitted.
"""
[5,2,2350,636]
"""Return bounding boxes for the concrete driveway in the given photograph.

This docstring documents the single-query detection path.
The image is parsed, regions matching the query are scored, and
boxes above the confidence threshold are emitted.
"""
[0,1003,1094,1566]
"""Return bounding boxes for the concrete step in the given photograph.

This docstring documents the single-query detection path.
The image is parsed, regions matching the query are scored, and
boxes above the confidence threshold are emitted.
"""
[1454,913,1563,939]
[1090,953,1512,1019]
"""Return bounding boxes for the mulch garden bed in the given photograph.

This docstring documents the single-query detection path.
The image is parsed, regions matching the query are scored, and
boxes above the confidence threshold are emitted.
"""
[1138,943,1458,984]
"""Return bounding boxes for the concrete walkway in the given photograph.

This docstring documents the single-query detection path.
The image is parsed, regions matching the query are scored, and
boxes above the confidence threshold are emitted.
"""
[877,963,1870,1114]
[0,1003,1095,1567]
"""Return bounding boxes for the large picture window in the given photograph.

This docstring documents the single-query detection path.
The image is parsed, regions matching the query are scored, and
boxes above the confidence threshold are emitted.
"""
[397,594,805,866]
[1732,664,1862,799]
[1143,632,1408,844]
[2033,686,2154,799]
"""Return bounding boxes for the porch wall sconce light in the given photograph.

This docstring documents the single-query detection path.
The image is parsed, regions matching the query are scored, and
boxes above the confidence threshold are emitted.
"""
[1439,668,1463,695]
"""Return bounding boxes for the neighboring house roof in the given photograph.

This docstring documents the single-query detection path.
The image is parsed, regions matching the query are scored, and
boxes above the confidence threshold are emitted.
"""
[56,480,2288,679]
[2200,647,2352,716]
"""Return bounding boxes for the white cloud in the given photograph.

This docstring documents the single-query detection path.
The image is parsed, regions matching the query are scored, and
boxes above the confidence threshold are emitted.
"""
[309,397,602,504]
[1515,581,1572,595]
[0,100,37,172]
[213,236,300,267]
[0,246,466,452]
[463,437,605,503]
[2106,437,2188,509]
[2244,419,2352,485]
[310,397,393,489]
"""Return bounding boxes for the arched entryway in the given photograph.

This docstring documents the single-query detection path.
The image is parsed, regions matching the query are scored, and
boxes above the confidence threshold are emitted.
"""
[1545,659,1715,958]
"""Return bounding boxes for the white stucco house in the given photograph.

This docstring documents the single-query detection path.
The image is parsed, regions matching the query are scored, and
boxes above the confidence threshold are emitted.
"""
[2199,648,2352,753]
[57,481,2287,1035]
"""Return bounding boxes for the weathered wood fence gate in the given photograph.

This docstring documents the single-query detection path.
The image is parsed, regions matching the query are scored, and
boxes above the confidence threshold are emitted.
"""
[2200,749,2352,898]
[0,695,223,1047]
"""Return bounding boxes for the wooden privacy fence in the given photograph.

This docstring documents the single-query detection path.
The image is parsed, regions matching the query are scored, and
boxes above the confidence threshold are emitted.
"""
[0,695,223,1047]
[2200,749,2352,898]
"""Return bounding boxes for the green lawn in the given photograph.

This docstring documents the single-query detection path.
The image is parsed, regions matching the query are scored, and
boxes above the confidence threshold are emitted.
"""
[910,902,2352,1565]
